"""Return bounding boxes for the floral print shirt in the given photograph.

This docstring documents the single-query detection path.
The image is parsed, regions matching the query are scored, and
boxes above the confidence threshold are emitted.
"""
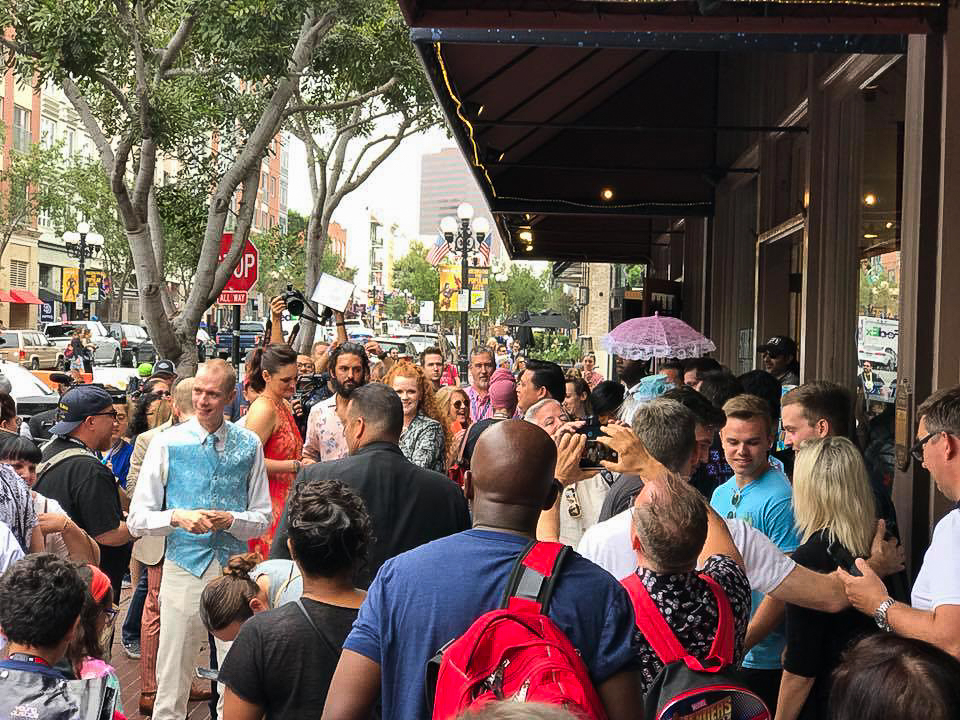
[399,413,446,472]
[633,554,752,692]
[303,395,349,463]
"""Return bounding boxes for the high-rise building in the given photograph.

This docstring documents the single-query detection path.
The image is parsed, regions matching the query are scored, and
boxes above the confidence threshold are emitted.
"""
[419,147,503,259]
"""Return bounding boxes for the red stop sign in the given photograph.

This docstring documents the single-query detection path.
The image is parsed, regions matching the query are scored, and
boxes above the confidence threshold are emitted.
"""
[219,233,259,293]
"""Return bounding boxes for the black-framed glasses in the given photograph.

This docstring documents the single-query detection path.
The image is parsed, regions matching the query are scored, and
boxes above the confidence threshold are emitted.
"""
[92,410,119,419]
[102,606,119,623]
[911,431,939,463]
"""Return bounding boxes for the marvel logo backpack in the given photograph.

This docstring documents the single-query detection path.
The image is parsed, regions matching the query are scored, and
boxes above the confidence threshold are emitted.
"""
[427,540,608,720]
[621,572,771,720]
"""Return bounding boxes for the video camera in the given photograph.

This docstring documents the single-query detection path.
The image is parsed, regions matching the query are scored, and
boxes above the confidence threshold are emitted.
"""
[292,372,330,437]
[281,285,333,325]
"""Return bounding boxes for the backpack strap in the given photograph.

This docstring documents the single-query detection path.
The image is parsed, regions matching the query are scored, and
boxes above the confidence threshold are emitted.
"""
[621,571,735,672]
[36,448,98,481]
[294,599,341,657]
[501,540,569,615]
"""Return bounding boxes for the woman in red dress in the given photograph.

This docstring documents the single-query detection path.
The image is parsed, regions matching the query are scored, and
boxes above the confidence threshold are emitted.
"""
[242,344,304,557]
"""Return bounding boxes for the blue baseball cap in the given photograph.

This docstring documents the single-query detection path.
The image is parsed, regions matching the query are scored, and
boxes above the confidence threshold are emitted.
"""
[50,385,115,436]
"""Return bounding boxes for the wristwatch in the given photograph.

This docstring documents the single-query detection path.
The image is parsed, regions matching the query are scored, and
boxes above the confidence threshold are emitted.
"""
[873,597,896,632]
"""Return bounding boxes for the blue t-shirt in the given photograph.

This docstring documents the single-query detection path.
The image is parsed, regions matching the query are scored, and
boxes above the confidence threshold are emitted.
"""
[344,529,640,720]
[105,441,133,488]
[710,465,799,669]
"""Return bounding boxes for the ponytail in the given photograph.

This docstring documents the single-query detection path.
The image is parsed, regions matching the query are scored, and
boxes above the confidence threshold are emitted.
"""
[247,344,298,393]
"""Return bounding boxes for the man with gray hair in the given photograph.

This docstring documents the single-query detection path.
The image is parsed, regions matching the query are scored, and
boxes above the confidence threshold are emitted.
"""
[599,398,697,521]
[622,475,752,692]
[840,385,960,658]
[467,347,496,421]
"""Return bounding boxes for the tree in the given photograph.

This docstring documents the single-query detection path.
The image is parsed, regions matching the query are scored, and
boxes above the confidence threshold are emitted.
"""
[391,242,439,303]
[256,210,356,302]
[0,139,67,266]
[625,263,647,289]
[1,0,408,372]
[489,265,548,322]
[56,157,133,322]
[288,0,440,351]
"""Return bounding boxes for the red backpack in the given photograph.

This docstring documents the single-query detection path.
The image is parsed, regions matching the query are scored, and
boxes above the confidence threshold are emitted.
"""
[621,573,771,720]
[427,541,608,720]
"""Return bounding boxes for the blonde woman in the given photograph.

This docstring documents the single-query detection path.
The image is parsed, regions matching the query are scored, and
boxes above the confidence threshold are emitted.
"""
[776,436,883,720]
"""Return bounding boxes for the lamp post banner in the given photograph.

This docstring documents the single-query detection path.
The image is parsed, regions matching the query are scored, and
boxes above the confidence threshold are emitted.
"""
[438,265,462,312]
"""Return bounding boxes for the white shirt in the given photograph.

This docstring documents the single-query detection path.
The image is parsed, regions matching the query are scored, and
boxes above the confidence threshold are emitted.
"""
[558,474,610,547]
[33,492,69,558]
[127,416,271,540]
[576,508,796,594]
[912,508,960,611]
[0,520,23,573]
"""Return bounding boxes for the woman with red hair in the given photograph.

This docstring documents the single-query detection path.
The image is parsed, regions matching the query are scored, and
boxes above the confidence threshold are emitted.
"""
[384,362,448,472]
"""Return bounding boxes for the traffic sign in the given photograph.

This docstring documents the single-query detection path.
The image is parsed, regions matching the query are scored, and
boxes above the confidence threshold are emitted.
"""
[218,290,248,305]
[219,233,259,293]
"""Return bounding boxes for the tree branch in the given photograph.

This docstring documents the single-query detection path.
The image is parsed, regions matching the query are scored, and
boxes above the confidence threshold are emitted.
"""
[156,12,199,82]
[91,71,133,117]
[283,76,398,117]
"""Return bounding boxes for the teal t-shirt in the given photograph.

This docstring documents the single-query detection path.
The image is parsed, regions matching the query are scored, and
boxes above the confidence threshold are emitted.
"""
[711,465,799,669]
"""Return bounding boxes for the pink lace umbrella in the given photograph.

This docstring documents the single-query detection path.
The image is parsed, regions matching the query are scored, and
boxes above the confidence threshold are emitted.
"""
[602,313,716,360]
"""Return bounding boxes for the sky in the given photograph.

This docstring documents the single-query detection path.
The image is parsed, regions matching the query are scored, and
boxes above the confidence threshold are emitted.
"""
[285,124,547,293]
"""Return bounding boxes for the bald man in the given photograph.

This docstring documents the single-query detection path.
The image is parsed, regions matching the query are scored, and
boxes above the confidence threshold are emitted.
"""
[322,420,642,720]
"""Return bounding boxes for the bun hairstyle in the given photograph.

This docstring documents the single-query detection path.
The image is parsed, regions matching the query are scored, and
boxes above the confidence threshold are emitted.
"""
[247,344,299,393]
[199,552,262,632]
[288,478,373,579]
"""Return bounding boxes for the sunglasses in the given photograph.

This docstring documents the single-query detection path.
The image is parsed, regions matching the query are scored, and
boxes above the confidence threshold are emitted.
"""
[92,410,119,419]
[564,486,581,518]
[452,400,466,409]
[911,431,940,463]
[760,350,784,359]
[726,489,743,520]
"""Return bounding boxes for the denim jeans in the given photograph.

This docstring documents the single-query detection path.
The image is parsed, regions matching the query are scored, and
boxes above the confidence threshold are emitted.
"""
[121,570,148,644]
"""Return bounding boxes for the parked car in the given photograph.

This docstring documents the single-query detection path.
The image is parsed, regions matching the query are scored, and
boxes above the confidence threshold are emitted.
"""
[44,321,123,367]
[0,330,64,370]
[407,332,455,364]
[0,360,59,418]
[370,336,417,359]
[106,322,156,367]
[215,320,266,357]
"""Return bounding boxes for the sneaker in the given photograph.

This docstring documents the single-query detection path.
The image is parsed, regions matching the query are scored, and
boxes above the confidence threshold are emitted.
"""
[122,639,141,659]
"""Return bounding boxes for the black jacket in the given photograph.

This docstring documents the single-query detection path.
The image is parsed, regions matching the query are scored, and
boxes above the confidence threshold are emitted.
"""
[269,441,470,588]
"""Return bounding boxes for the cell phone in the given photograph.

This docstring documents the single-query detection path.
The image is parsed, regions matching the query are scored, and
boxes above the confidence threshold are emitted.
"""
[196,666,219,682]
[580,439,618,469]
[828,540,863,577]
[576,417,603,440]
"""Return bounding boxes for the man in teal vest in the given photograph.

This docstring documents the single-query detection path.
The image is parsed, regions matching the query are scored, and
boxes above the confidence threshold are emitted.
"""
[128,359,271,720]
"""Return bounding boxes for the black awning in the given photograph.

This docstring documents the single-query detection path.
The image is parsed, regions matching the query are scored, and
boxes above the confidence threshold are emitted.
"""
[38,288,61,304]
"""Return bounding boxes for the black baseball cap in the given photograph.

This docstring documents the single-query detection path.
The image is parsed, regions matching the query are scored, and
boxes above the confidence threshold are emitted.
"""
[49,372,74,386]
[50,385,115,436]
[151,359,176,379]
[757,336,798,357]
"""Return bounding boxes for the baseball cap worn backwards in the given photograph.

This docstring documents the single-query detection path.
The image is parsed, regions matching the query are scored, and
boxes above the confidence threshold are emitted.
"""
[50,385,115,436]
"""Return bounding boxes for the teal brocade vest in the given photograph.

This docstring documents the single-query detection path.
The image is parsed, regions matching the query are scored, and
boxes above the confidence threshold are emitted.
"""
[165,423,258,577]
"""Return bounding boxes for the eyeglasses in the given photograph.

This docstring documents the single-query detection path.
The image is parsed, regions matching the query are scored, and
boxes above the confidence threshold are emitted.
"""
[726,489,743,520]
[911,431,940,463]
[92,410,119,419]
[760,350,783,359]
[102,607,119,622]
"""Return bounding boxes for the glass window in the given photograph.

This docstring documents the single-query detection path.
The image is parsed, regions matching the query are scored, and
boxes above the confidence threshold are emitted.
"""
[13,106,31,152]
[63,128,76,159]
[280,179,288,208]
[40,117,57,149]
[38,265,52,288]
[1,333,19,348]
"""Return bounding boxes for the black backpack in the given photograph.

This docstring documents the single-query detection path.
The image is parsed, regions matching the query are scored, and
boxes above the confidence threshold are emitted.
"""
[622,572,771,720]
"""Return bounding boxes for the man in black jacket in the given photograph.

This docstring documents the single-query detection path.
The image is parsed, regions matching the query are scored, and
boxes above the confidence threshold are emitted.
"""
[270,382,469,588]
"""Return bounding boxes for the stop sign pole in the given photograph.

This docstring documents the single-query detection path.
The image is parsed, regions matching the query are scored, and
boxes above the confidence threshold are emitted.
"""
[218,233,259,368]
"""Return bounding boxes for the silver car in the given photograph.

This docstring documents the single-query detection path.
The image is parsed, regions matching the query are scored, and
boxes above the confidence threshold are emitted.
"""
[44,321,123,367]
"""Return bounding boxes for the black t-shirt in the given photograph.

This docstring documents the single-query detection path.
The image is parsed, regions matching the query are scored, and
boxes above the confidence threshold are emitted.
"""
[783,530,879,720]
[35,437,131,601]
[598,473,644,522]
[462,417,502,467]
[219,599,359,719]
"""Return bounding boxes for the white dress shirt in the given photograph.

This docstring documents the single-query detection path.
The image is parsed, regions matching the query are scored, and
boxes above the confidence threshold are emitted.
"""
[127,416,270,540]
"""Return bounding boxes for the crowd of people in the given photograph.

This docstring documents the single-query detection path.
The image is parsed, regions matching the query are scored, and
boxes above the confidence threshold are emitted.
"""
[1,316,960,720]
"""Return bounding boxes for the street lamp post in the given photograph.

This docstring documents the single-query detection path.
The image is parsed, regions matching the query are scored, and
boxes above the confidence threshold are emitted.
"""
[63,221,104,319]
[441,203,489,381]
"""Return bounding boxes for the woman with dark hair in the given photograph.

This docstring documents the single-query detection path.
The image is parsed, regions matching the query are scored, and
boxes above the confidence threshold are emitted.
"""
[244,344,304,556]
[0,408,41,553]
[829,634,960,720]
[127,391,171,439]
[589,380,626,424]
[384,361,447,472]
[217,478,371,720]
[0,433,98,563]
[69,564,124,718]
[564,376,591,420]
[0,392,20,435]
